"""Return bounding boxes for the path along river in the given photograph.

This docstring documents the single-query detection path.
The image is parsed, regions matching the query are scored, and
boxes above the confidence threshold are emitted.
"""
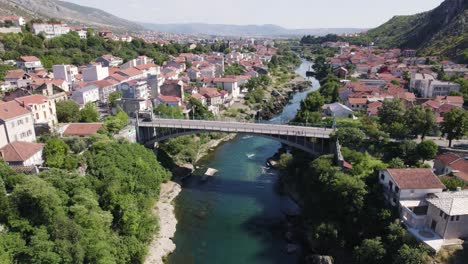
[167,60,319,264]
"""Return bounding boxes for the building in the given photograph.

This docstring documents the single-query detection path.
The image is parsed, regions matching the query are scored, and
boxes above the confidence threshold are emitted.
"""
[402,49,417,58]
[379,168,445,206]
[16,56,43,72]
[213,78,239,98]
[434,152,468,183]
[71,85,100,106]
[156,95,182,107]
[53,64,78,90]
[96,55,124,67]
[92,80,118,103]
[323,102,354,118]
[119,80,148,99]
[410,73,460,97]
[425,190,468,240]
[83,64,109,82]
[0,16,25,26]
[14,95,57,128]
[32,23,70,38]
[0,141,43,166]
[0,101,36,148]
[115,98,151,117]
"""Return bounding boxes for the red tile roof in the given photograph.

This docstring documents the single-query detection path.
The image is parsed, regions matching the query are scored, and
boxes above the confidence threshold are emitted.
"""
[64,123,103,136]
[435,153,468,182]
[15,95,48,106]
[387,168,446,189]
[19,56,40,62]
[117,68,143,77]
[0,101,31,120]
[214,78,236,83]
[157,95,181,103]
[0,141,43,162]
[4,69,25,79]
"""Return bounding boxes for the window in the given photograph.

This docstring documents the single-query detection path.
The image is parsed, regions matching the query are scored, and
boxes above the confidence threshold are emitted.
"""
[451,216,455,221]
[444,214,448,220]
[456,216,460,221]
[440,210,443,217]
[394,186,400,193]
[380,174,384,180]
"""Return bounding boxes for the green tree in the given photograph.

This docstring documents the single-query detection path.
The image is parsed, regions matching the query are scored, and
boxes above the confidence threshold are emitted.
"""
[319,81,340,103]
[416,140,438,162]
[108,91,123,108]
[440,176,466,191]
[441,108,468,147]
[56,100,80,123]
[154,103,184,119]
[393,245,428,264]
[354,237,386,264]
[311,223,339,254]
[406,106,436,140]
[378,100,408,138]
[278,153,293,171]
[44,138,70,168]
[334,127,366,149]
[388,157,405,168]
[300,91,325,113]
[79,103,100,123]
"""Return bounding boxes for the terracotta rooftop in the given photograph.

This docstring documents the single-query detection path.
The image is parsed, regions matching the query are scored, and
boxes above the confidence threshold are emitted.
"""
[64,123,103,136]
[4,69,25,79]
[0,141,43,162]
[157,95,181,103]
[15,95,48,106]
[18,56,40,62]
[0,101,31,120]
[386,168,446,189]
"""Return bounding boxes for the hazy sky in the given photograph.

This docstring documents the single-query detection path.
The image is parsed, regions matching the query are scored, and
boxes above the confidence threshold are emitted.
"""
[67,0,444,28]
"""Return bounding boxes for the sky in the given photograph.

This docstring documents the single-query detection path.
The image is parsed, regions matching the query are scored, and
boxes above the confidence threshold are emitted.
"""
[66,0,444,28]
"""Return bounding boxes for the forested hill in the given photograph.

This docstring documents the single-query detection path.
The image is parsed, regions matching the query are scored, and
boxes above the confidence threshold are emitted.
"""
[367,0,467,61]
[0,0,143,32]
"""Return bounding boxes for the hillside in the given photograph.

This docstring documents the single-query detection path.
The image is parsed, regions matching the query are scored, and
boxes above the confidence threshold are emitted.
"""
[0,0,143,32]
[141,22,363,37]
[367,0,468,62]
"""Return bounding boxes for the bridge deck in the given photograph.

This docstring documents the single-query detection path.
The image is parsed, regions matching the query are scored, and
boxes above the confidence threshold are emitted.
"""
[138,119,333,139]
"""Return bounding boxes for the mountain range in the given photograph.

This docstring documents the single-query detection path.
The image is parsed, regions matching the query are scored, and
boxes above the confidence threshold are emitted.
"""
[140,22,363,37]
[0,0,143,31]
[367,0,467,61]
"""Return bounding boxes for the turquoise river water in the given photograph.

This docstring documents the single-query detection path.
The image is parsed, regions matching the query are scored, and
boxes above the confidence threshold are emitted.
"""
[167,60,319,264]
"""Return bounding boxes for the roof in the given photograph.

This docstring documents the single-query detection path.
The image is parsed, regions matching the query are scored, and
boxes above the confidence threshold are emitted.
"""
[427,190,468,216]
[386,168,446,190]
[117,68,143,77]
[15,95,48,106]
[135,63,158,70]
[64,123,103,136]
[4,69,25,79]
[214,78,237,83]
[157,95,181,103]
[0,141,43,162]
[0,101,31,120]
[348,97,368,104]
[436,152,468,182]
[18,56,40,62]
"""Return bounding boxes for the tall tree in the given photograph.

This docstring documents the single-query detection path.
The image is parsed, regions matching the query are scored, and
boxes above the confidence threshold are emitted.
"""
[406,106,436,140]
[417,140,438,162]
[79,103,100,123]
[441,108,468,147]
[56,100,80,123]
[378,100,408,138]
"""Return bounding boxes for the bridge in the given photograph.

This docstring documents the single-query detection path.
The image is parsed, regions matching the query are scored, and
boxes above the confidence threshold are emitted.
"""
[136,118,336,155]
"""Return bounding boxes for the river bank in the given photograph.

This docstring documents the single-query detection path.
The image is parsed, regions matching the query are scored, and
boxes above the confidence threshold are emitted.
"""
[145,181,182,264]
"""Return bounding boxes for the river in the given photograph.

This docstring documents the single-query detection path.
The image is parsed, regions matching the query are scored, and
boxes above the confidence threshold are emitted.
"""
[167,60,319,264]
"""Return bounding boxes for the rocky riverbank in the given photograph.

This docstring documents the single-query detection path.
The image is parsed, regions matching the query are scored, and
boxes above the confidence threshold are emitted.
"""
[145,181,182,264]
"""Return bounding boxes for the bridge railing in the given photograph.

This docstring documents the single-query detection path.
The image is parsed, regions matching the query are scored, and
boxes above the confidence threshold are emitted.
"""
[148,115,332,129]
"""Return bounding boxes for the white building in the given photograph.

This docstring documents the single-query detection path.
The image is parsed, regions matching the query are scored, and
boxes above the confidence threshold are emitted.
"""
[83,64,109,82]
[71,85,100,106]
[410,73,460,97]
[0,141,43,167]
[32,23,70,39]
[53,64,78,90]
[0,101,36,148]
[16,56,43,72]
[14,95,58,128]
[214,78,240,99]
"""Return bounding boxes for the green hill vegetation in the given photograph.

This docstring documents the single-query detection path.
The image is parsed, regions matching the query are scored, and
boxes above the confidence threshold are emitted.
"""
[0,137,171,263]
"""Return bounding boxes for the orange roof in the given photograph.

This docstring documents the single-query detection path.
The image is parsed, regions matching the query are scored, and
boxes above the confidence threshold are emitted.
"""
[117,68,143,77]
[387,168,445,189]
[0,142,44,162]
[19,56,40,62]
[135,63,158,70]
[64,123,103,136]
[0,101,31,120]
[4,69,25,79]
[348,97,368,104]
[214,78,236,83]
[15,95,48,106]
[157,95,181,103]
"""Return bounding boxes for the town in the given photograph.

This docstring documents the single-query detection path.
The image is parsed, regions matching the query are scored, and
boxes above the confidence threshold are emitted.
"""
[0,0,467,263]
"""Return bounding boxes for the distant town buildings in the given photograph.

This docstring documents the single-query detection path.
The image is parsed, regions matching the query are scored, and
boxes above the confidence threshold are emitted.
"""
[32,23,70,38]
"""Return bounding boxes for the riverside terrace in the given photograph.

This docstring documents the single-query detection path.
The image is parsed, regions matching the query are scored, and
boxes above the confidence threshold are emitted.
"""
[136,117,335,155]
